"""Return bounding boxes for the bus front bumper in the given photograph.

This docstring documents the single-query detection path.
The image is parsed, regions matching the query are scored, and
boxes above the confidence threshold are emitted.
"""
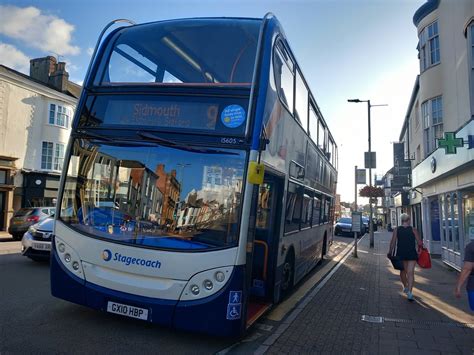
[50,250,246,337]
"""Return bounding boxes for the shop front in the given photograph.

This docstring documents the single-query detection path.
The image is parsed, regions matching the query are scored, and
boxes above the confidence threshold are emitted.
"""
[409,189,424,240]
[412,121,474,270]
[22,171,60,208]
[0,157,18,232]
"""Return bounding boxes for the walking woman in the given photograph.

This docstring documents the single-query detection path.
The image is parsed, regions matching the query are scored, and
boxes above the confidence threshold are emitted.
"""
[388,213,422,301]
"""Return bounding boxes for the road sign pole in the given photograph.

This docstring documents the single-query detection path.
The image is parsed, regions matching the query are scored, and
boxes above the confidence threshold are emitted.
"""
[354,165,358,258]
[368,100,374,249]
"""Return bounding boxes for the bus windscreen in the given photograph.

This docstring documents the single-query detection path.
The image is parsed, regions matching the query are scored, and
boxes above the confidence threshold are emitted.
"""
[59,139,246,251]
[94,18,260,85]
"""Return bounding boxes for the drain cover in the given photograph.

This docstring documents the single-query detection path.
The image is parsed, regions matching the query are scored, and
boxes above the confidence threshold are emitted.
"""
[361,315,474,328]
[361,315,383,323]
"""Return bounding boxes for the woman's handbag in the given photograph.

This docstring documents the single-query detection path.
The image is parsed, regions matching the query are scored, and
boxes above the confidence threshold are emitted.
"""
[417,247,432,269]
[388,229,404,270]
[388,253,404,270]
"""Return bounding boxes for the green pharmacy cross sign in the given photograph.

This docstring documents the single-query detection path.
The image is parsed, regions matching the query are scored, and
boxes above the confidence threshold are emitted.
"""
[437,132,464,154]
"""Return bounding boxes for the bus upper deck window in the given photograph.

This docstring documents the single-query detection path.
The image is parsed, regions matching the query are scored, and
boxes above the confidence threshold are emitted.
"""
[96,19,260,86]
[273,43,294,113]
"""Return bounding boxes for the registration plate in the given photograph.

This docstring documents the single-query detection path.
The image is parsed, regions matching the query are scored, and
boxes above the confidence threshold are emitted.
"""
[107,301,148,320]
[342,229,351,232]
[32,242,51,251]
[14,220,22,225]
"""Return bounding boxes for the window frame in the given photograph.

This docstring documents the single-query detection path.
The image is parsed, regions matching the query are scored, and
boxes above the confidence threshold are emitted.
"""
[421,95,443,157]
[41,141,66,172]
[48,103,70,129]
[468,23,474,116]
[419,20,440,72]
[273,40,295,116]
[294,68,309,132]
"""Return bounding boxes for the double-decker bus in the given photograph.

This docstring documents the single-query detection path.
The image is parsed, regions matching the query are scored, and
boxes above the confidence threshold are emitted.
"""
[51,14,338,337]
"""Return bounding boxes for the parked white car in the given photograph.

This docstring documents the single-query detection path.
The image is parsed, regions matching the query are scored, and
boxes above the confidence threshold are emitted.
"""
[21,217,54,262]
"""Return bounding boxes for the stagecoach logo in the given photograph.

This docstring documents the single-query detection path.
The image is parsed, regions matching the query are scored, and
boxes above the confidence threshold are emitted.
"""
[101,249,161,269]
[102,249,112,261]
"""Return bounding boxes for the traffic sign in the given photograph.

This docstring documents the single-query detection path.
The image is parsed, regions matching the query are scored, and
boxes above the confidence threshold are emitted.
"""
[356,169,366,184]
[364,152,376,169]
[351,212,362,233]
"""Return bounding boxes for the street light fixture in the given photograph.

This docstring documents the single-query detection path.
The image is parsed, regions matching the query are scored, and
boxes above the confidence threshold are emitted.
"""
[347,98,387,249]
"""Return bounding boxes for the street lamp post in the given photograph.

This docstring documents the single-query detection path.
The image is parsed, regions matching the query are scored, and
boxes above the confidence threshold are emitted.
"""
[348,99,387,249]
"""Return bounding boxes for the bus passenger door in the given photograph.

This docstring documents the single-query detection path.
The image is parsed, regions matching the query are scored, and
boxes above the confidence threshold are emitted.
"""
[247,172,283,325]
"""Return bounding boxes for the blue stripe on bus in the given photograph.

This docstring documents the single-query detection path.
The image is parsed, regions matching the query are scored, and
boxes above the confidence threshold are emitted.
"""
[251,19,276,151]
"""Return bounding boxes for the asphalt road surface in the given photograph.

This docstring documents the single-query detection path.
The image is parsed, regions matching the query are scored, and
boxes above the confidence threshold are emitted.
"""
[0,236,353,354]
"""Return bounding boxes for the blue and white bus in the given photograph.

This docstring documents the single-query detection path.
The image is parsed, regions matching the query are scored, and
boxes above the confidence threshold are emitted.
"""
[51,15,338,337]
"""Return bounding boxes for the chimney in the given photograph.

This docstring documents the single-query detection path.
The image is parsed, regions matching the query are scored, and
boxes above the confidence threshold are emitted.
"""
[49,61,69,92]
[30,56,57,84]
[155,164,165,175]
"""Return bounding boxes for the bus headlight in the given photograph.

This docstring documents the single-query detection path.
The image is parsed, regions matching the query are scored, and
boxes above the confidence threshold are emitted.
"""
[180,266,233,301]
[203,279,213,290]
[55,237,84,279]
[190,284,200,295]
[215,271,225,282]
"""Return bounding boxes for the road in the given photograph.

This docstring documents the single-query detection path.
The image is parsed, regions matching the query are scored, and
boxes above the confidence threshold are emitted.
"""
[0,235,354,354]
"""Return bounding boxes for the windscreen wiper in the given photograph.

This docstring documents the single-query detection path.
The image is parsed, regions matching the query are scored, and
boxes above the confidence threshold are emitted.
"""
[137,132,239,155]
[75,129,114,141]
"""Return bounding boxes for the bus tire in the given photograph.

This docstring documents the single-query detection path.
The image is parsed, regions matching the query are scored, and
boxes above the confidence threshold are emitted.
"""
[318,235,327,266]
[281,250,294,296]
[322,234,327,256]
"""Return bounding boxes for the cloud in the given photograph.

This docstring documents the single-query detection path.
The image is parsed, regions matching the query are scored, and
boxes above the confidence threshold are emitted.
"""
[0,43,30,73]
[0,5,80,56]
[87,47,94,56]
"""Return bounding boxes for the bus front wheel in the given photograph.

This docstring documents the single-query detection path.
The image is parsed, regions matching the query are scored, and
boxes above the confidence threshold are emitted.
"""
[281,253,294,296]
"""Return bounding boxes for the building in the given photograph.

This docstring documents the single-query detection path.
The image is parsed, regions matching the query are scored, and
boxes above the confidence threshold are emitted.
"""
[155,164,181,228]
[399,0,474,270]
[0,57,80,232]
[334,193,341,220]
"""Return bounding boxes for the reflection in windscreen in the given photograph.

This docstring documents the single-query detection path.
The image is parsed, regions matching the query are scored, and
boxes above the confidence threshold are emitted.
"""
[60,139,246,250]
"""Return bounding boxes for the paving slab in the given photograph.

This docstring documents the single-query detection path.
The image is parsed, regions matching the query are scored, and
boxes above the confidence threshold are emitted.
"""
[264,231,474,354]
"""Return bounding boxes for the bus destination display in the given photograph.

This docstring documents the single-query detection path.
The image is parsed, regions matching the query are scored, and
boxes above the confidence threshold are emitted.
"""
[104,100,220,131]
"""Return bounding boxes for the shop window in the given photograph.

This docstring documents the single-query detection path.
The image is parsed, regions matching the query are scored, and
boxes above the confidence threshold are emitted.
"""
[463,192,474,244]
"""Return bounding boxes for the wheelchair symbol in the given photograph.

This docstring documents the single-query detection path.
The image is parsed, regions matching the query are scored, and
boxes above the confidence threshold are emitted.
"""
[226,304,241,320]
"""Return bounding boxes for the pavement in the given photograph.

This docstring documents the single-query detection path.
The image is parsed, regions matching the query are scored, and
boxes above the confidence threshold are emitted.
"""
[259,231,474,355]
[0,231,21,255]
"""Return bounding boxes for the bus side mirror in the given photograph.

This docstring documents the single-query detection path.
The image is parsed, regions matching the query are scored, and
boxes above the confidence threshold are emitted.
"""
[248,161,264,185]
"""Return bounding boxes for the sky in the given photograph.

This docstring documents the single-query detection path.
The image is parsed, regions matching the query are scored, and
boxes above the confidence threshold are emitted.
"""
[0,0,425,203]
